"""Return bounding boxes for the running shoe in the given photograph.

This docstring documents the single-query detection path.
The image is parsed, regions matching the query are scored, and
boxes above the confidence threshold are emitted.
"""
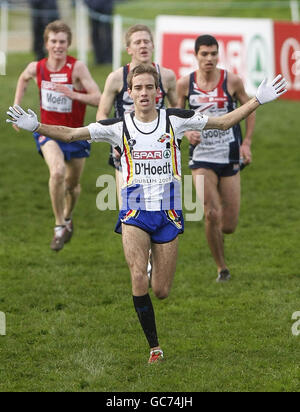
[50,225,67,252]
[148,349,164,364]
[216,268,231,282]
[64,219,73,244]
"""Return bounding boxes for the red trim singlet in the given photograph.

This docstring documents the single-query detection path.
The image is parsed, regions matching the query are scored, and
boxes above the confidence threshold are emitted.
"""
[36,55,86,127]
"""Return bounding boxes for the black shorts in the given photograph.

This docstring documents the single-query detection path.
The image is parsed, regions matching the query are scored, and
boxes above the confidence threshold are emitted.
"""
[190,161,241,178]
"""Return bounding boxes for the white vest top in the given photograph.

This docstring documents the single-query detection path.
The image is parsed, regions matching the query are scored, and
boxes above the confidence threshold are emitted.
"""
[87,108,208,211]
[121,110,182,211]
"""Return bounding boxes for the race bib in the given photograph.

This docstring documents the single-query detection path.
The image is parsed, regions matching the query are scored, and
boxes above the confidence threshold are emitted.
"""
[132,150,173,185]
[41,80,73,113]
[200,128,235,146]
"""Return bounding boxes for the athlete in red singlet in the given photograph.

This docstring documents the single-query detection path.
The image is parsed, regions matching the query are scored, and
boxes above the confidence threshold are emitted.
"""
[12,20,101,251]
[177,35,256,282]
[36,55,87,127]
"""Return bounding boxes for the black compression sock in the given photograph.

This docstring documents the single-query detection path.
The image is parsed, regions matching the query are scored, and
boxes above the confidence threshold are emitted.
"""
[133,294,159,348]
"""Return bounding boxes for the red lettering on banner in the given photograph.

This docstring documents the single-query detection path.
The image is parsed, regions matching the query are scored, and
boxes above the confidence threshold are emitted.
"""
[274,21,300,100]
[161,33,244,79]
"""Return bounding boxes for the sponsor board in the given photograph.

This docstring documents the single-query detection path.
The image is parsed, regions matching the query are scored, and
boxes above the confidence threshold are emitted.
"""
[274,21,300,100]
[155,15,275,96]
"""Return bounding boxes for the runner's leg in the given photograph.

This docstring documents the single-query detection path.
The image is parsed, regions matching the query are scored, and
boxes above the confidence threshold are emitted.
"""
[41,140,66,226]
[192,168,226,272]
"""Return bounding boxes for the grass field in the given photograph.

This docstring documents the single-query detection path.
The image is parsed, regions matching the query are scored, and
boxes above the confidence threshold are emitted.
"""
[115,0,294,20]
[1,0,300,393]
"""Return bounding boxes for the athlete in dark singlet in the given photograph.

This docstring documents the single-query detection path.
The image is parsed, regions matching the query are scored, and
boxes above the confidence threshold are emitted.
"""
[177,35,256,282]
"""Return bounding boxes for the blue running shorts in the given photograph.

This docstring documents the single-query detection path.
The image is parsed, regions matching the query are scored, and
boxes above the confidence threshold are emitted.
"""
[33,133,91,161]
[115,209,184,244]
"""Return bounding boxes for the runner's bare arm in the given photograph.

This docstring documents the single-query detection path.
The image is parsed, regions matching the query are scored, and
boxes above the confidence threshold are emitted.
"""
[230,73,256,140]
[176,75,189,109]
[96,69,123,121]
[230,74,256,164]
[7,104,90,142]
[206,75,287,131]
[205,97,260,131]
[176,75,201,145]
[161,67,178,108]
[57,61,101,107]
[36,124,90,142]
[13,62,37,105]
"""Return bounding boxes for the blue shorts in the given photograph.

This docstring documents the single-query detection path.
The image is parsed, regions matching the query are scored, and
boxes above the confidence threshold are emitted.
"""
[190,161,241,177]
[33,133,91,161]
[115,209,184,244]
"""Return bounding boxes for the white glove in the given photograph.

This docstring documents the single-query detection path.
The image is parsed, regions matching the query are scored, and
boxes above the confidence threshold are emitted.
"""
[255,74,287,105]
[6,105,40,132]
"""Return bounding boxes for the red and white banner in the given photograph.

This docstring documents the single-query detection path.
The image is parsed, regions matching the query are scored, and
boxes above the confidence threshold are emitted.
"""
[155,15,300,100]
[155,16,275,96]
[274,21,300,100]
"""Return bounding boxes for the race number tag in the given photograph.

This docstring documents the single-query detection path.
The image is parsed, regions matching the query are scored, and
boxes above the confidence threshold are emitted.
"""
[41,80,73,113]
[201,128,235,146]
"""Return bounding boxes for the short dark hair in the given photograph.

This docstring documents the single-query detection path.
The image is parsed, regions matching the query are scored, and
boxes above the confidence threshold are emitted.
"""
[127,64,159,90]
[194,34,219,54]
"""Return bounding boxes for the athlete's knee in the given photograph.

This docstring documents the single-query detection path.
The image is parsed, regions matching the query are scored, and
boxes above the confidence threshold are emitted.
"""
[49,169,65,184]
[131,271,149,292]
[66,182,81,196]
[153,286,169,300]
[205,206,222,225]
[222,225,236,235]
[152,281,170,300]
[222,218,239,234]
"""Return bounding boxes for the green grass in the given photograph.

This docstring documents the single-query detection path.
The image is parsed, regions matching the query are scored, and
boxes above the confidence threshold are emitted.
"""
[115,0,294,20]
[1,0,300,392]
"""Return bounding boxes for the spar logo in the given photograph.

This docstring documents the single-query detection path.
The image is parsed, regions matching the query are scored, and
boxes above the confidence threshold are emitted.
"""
[248,35,269,88]
[280,38,300,90]
[132,151,162,160]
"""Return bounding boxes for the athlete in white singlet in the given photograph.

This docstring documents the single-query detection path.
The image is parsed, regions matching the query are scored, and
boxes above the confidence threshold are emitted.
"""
[177,35,256,282]
[96,24,177,204]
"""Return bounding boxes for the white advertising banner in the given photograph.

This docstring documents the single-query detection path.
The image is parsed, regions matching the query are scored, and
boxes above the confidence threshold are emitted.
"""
[155,15,275,96]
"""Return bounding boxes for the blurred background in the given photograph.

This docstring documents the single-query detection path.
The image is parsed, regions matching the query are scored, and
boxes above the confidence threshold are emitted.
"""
[2,0,298,53]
